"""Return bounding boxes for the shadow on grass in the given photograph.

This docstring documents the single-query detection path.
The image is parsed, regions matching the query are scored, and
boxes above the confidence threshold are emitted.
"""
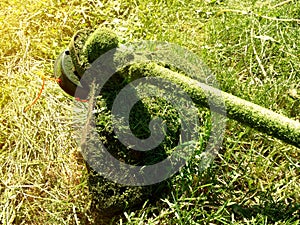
[230,196,300,222]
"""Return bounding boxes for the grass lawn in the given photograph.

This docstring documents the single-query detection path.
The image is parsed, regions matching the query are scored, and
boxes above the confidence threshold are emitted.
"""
[0,0,299,224]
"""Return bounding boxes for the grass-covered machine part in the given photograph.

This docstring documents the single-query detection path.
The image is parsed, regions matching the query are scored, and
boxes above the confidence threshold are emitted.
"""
[54,27,300,217]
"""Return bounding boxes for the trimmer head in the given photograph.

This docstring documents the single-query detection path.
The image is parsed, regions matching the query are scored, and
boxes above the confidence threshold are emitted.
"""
[54,28,119,100]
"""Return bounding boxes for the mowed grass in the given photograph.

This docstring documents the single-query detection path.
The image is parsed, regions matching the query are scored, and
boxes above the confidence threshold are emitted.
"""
[0,0,299,224]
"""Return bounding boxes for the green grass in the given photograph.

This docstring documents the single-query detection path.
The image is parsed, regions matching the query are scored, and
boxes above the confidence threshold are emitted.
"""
[0,0,299,224]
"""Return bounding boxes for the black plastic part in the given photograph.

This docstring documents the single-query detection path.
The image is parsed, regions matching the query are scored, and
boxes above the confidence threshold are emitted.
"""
[54,49,89,99]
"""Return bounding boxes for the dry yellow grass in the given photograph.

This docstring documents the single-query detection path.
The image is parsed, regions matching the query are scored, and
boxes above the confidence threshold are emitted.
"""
[0,0,95,224]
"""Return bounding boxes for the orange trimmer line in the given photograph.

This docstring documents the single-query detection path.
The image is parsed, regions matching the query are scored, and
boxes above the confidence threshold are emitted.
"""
[24,76,61,112]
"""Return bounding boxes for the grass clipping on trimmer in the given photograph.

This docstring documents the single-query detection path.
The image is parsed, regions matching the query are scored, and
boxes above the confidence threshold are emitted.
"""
[72,27,300,217]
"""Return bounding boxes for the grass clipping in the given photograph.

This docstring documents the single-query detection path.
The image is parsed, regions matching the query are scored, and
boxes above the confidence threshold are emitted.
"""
[72,26,300,216]
[74,28,201,216]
